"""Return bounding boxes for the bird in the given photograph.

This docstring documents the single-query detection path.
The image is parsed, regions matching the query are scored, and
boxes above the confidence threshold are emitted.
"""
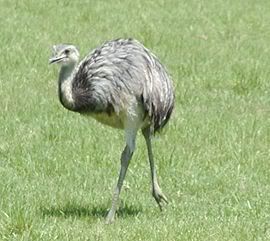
[49,38,174,223]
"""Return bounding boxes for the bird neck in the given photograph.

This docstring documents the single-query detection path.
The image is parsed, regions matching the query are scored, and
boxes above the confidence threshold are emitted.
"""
[58,63,77,111]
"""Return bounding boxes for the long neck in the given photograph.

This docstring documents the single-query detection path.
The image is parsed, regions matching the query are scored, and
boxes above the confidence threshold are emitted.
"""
[58,63,77,111]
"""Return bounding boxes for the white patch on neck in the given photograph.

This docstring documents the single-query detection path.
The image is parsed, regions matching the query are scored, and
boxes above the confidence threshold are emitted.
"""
[61,77,74,107]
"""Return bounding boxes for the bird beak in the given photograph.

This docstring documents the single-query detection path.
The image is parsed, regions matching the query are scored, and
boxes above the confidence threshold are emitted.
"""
[49,55,66,64]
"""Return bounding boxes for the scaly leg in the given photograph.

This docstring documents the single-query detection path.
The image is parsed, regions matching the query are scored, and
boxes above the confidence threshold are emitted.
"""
[106,130,136,224]
[142,127,168,210]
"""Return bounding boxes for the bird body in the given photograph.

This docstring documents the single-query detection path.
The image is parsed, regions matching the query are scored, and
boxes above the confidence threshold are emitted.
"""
[49,38,174,223]
[51,39,173,132]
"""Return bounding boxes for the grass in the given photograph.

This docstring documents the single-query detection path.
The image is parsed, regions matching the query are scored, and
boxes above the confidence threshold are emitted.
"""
[0,0,270,240]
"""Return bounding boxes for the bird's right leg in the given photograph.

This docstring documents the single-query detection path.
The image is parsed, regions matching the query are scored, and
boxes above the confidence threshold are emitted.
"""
[142,127,168,210]
[106,129,136,224]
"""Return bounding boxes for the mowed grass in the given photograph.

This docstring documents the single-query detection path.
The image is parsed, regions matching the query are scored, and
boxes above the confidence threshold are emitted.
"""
[0,0,270,240]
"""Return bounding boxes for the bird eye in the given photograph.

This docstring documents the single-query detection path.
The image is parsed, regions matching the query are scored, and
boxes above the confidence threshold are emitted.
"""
[64,49,70,55]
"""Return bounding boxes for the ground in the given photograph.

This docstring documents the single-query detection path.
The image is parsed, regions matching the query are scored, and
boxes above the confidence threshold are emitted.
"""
[0,0,270,240]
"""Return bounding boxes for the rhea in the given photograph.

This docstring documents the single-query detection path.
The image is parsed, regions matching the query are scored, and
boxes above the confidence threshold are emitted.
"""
[49,38,174,223]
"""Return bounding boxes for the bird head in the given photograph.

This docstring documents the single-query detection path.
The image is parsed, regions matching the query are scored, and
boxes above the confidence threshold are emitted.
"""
[49,44,80,66]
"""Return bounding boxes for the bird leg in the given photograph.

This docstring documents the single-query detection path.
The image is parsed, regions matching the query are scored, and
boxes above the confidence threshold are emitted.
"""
[106,130,136,224]
[142,127,168,210]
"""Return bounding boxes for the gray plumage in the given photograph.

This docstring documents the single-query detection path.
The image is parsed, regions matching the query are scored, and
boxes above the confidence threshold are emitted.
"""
[49,38,174,223]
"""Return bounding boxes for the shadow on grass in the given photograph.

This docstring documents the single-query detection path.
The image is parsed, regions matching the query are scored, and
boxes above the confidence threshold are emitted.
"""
[40,202,142,219]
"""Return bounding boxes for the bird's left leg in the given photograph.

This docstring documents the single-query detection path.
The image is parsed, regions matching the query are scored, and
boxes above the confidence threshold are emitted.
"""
[106,129,136,224]
[142,127,168,210]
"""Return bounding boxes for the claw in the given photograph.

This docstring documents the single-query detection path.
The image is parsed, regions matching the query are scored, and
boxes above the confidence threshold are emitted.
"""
[105,209,115,224]
[152,187,168,211]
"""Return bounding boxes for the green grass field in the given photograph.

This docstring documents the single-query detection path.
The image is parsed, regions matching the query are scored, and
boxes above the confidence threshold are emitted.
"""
[1,0,270,240]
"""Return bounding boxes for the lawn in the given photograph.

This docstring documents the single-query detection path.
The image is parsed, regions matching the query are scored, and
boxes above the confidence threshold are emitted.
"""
[0,0,270,240]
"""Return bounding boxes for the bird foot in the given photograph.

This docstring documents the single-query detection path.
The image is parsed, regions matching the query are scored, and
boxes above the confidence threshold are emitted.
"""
[152,186,168,211]
[105,209,116,224]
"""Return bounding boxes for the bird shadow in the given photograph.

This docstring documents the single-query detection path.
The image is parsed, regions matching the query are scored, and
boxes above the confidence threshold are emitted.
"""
[40,202,142,219]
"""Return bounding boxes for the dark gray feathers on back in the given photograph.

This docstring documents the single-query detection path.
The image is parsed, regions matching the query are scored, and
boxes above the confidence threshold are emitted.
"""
[72,38,174,132]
